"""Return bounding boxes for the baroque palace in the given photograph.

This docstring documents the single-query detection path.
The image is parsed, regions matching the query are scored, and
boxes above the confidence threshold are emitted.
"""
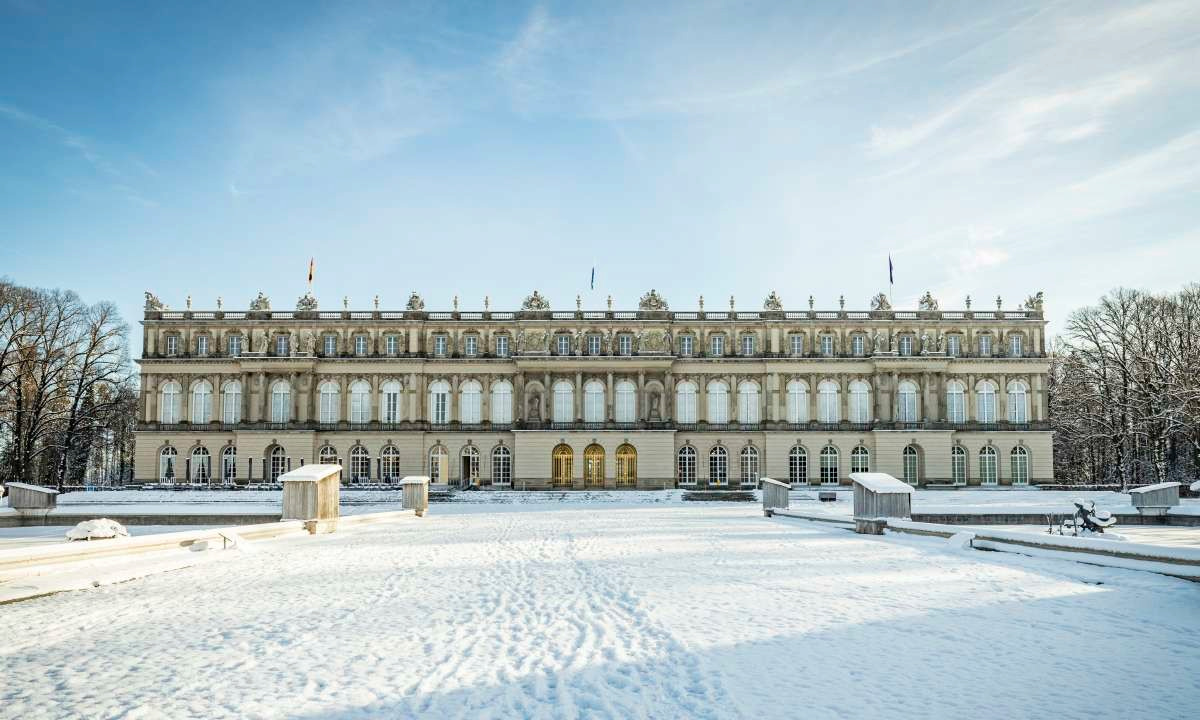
[134,288,1053,489]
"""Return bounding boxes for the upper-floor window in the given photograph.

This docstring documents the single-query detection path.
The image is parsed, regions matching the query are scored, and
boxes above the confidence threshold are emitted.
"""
[429,380,450,424]
[849,380,871,423]
[464,335,478,357]
[350,380,370,424]
[676,381,698,423]
[1007,380,1029,423]
[460,380,482,424]
[433,335,447,357]
[618,334,633,356]
[1009,334,1023,357]
[191,381,213,424]
[381,380,402,424]
[897,380,918,422]
[899,335,913,356]
[786,380,808,423]
[790,335,804,356]
[222,381,241,424]
[552,380,574,423]
[851,335,865,356]
[159,380,181,423]
[196,335,208,356]
[584,380,605,423]
[496,335,510,357]
[707,380,729,424]
[710,334,725,356]
[946,380,966,423]
[276,335,289,357]
[324,335,337,357]
[678,335,693,356]
[979,334,993,356]
[946,335,960,357]
[491,380,513,424]
[165,335,178,356]
[736,381,760,423]
[817,380,840,423]
[270,380,291,423]
[741,335,756,357]
[615,380,637,423]
[556,334,571,356]
[385,335,399,355]
[588,334,602,356]
[977,380,997,423]
[820,335,833,357]
[228,335,242,357]
[318,381,339,424]
[355,335,368,356]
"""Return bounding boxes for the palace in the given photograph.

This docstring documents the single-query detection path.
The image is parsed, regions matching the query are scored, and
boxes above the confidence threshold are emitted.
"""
[133,289,1053,489]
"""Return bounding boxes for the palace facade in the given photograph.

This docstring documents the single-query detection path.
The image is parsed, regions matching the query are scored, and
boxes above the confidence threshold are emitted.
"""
[133,289,1053,489]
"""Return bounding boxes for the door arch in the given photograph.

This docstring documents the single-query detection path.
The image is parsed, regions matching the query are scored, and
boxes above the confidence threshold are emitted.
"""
[551,444,573,487]
[616,444,637,488]
[583,444,605,488]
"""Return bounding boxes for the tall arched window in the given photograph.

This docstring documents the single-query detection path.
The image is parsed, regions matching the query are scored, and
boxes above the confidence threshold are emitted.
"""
[584,380,605,423]
[552,381,574,424]
[318,445,338,464]
[461,445,480,486]
[739,445,759,487]
[902,445,920,485]
[350,380,371,424]
[1011,446,1029,485]
[222,445,237,483]
[786,380,809,424]
[222,380,242,425]
[191,446,211,482]
[677,445,697,485]
[737,381,760,424]
[381,445,401,481]
[319,381,340,424]
[583,444,605,487]
[850,445,869,474]
[159,446,178,482]
[270,445,287,481]
[429,380,450,425]
[946,380,966,424]
[1007,380,1029,424]
[615,380,637,423]
[616,444,637,487]
[159,381,181,424]
[492,445,512,485]
[707,381,729,424]
[897,380,918,423]
[848,380,871,423]
[459,380,482,424]
[979,446,998,485]
[818,380,840,423]
[709,446,728,485]
[429,445,447,484]
[820,445,839,485]
[190,380,212,425]
[675,381,698,424]
[951,446,967,485]
[551,443,573,487]
[976,381,997,423]
[788,445,807,486]
[350,446,370,483]
[270,380,291,423]
[381,380,402,424]
[490,380,513,425]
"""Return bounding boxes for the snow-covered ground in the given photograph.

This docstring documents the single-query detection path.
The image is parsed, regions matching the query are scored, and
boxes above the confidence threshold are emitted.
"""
[2,503,1198,719]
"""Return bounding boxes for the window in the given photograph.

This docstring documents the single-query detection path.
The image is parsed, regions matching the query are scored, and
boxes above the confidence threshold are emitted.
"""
[159,381,181,423]
[276,335,289,356]
[1009,334,1023,357]
[464,335,478,357]
[190,381,212,425]
[319,445,338,464]
[677,446,697,485]
[820,335,833,356]
[557,334,571,355]
[786,380,808,423]
[706,380,729,424]
[1011,446,1029,485]
[461,446,480,486]
[740,446,759,486]
[222,446,237,482]
[790,334,804,356]
[158,446,178,482]
[820,445,839,485]
[165,335,178,356]
[979,446,998,485]
[1007,381,1029,424]
[852,335,865,356]
[709,446,728,485]
[386,335,399,355]
[588,334,602,356]
[324,335,337,357]
[270,446,287,482]
[228,335,242,357]
[381,446,401,481]
[618,334,632,356]
[270,381,291,423]
[736,381,760,424]
[356,335,369,356]
[187,446,207,481]
[946,335,960,357]
[197,335,208,356]
[219,381,241,425]
[584,380,605,423]
[902,445,919,485]
[951,446,967,485]
[495,335,510,357]
[350,446,370,483]
[429,446,447,484]
[429,380,450,425]
[678,335,693,356]
[710,334,725,356]
[350,380,370,424]
[675,381,698,424]
[788,445,807,486]
[319,381,339,424]
[851,445,869,474]
[459,380,482,424]
[616,444,637,487]
[979,334,993,356]
[552,380,574,423]
[849,380,871,423]
[946,380,966,424]
[490,380,513,425]
[492,446,512,485]
[615,380,637,423]
[818,380,840,423]
[977,381,997,423]
[741,334,755,356]
[897,380,918,423]
[433,335,447,357]
[899,335,913,356]
[551,444,573,487]
[381,381,401,424]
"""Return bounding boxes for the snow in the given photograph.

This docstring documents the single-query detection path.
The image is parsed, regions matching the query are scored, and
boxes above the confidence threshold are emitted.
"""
[848,472,914,494]
[64,518,129,541]
[4,482,58,495]
[1129,482,1181,495]
[2,503,1199,719]
[277,464,342,482]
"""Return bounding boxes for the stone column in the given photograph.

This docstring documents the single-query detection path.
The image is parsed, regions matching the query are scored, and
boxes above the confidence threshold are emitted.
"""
[698,375,707,422]
[998,373,1008,422]
[807,372,817,422]
[575,371,583,421]
[606,371,615,421]
[637,371,646,421]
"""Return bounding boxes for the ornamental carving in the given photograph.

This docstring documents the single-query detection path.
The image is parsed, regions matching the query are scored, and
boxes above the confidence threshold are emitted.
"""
[249,292,271,312]
[1023,291,1045,312]
[638,289,668,311]
[762,291,783,311]
[870,293,891,311]
[918,291,939,312]
[639,329,670,353]
[296,292,318,311]
[516,329,549,353]
[406,292,425,311]
[522,290,550,311]
[144,291,164,311]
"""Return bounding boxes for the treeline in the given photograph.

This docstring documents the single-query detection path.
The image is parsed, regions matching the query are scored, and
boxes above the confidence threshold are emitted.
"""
[0,279,137,489]
[1051,285,1200,487]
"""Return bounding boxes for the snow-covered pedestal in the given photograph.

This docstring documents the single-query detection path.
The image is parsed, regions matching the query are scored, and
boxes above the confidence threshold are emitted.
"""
[280,464,342,533]
[401,476,430,517]
[6,482,59,510]
[761,477,790,516]
[850,472,913,534]
[1129,482,1180,518]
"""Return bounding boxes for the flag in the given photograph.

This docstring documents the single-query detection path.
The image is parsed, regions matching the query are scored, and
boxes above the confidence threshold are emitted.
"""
[888,255,894,285]
[307,258,315,284]
[590,266,595,290]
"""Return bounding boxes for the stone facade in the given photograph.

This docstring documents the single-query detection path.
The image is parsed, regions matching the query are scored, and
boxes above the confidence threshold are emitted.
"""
[134,291,1053,489]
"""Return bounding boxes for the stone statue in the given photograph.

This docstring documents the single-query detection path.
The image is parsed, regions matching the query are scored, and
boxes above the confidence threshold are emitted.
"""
[935,333,945,352]
[453,295,459,311]
[288,331,298,356]
[375,295,381,310]
[1023,291,1045,312]
[729,295,735,310]
[256,329,269,352]
[573,332,583,354]
[920,333,930,353]
[873,331,885,353]
[303,330,317,355]
[527,393,541,421]
[699,295,705,311]
[996,295,1003,310]
[296,292,318,311]
[839,295,845,310]
[144,291,165,311]
[216,296,223,310]
[522,290,550,311]
[576,295,582,311]
[607,295,613,311]
[889,334,897,353]
[870,293,891,311]
[649,392,661,420]
[186,295,192,310]
[602,329,612,353]
[343,296,349,310]
[763,291,783,311]
[918,291,939,312]
[249,292,271,312]
[638,289,669,311]
[484,295,490,311]
[965,295,973,310]
[406,292,425,311]
[808,295,814,310]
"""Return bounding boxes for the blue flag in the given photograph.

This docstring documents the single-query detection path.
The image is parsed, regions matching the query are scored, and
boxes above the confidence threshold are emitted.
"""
[888,255,894,285]
[590,266,595,290]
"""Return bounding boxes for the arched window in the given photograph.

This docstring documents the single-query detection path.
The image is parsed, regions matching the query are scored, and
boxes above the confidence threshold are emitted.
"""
[491,380,514,425]
[584,380,605,423]
[429,380,450,425]
[492,445,512,485]
[616,444,637,487]
[189,381,212,425]
[159,446,178,482]
[222,381,242,425]
[979,446,998,485]
[902,445,920,485]
[818,380,840,423]
[552,381,574,424]
[707,380,729,424]
[319,381,340,424]
[270,446,287,482]
[951,446,967,485]
[737,382,760,424]
[1007,380,1029,424]
[350,446,370,483]
[551,443,573,487]
[615,380,637,423]
[897,380,918,423]
[786,380,809,424]
[381,445,401,481]
[461,445,480,486]
[675,381,698,424]
[788,445,807,486]
[429,445,447,484]
[946,380,966,424]
[709,446,728,485]
[583,444,605,487]
[350,380,371,424]
[460,380,482,424]
[222,445,237,483]
[381,380,402,424]
[739,445,760,487]
[976,381,997,423]
[191,446,211,483]
[318,445,338,464]
[159,381,181,424]
[1011,446,1029,485]
[848,380,871,423]
[270,380,291,423]
[820,445,839,485]
[677,445,697,485]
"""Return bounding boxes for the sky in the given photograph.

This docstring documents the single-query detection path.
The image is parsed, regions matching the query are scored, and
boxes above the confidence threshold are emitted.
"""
[1,0,1198,347]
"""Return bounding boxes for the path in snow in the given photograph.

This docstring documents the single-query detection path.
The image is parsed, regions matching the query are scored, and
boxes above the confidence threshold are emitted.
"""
[2,504,1199,719]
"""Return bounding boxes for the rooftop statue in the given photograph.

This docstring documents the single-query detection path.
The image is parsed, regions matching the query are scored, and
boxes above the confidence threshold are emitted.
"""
[763,291,783,311]
[522,290,550,311]
[406,292,425,311]
[870,293,891,311]
[144,291,165,312]
[249,292,271,312]
[1023,291,1045,312]
[296,292,318,311]
[918,291,939,312]
[639,289,669,311]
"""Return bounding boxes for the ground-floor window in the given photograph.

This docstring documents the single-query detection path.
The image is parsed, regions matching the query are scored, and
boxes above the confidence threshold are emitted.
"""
[270,446,287,482]
[350,446,370,483]
[222,446,237,483]
[820,445,839,485]
[740,446,759,487]
[951,446,966,485]
[788,445,807,485]
[584,444,605,488]
[430,446,447,484]
[709,446,728,485]
[1011,446,1029,485]
[902,445,920,485]
[979,446,998,485]
[319,445,338,465]
[381,446,400,481]
[191,447,210,483]
[616,444,637,487]
[492,446,512,485]
[461,445,480,487]
[677,446,696,485]
[552,444,573,487]
[159,446,177,483]
[850,445,869,474]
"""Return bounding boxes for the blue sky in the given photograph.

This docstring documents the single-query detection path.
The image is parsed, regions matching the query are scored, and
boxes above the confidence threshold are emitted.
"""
[2,0,1198,344]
